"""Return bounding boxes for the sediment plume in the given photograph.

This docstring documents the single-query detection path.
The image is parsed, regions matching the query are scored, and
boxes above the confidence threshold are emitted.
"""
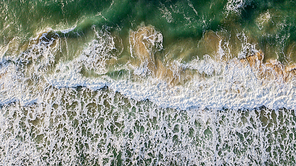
[242,50,296,82]
[129,25,161,69]
[129,25,186,85]
[129,26,296,85]
[12,26,296,86]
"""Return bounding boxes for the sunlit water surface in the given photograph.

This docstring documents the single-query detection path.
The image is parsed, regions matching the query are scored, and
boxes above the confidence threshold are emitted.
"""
[1,0,296,165]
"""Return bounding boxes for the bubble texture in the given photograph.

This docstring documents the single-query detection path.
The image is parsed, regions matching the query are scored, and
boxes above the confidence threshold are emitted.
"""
[1,87,295,165]
[2,1,296,165]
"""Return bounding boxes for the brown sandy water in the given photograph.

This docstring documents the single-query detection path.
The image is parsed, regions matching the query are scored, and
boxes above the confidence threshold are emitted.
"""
[1,0,296,165]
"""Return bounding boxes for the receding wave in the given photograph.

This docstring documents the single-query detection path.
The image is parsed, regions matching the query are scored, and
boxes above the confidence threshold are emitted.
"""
[1,0,296,165]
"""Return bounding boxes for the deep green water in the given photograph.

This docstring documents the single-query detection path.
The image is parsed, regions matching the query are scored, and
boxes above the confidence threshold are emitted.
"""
[2,0,296,61]
[1,0,296,165]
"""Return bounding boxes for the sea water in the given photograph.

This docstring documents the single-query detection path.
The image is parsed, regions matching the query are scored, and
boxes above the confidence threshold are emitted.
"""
[1,0,296,165]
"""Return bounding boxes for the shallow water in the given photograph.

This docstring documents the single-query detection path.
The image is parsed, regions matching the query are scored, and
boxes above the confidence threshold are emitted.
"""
[1,0,296,165]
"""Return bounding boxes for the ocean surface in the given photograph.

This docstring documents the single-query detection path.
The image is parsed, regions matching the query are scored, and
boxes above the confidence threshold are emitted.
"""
[1,0,296,165]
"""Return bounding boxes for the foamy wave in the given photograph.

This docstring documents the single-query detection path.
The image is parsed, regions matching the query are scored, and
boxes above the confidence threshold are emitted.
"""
[20,26,296,110]
[1,25,296,111]
[43,56,296,110]
[225,0,247,13]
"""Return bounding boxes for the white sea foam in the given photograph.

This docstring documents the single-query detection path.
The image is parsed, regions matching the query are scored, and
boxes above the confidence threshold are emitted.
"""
[225,0,246,13]
[159,3,174,23]
[3,82,294,165]
[1,27,295,110]
[0,27,295,166]
[0,60,21,104]
[1,2,296,165]
[33,27,294,111]
[42,54,296,111]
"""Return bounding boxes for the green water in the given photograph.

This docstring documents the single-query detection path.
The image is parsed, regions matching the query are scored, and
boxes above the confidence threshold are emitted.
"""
[1,0,296,165]
[2,0,296,62]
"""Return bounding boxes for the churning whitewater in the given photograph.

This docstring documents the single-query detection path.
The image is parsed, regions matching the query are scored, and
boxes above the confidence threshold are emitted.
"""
[1,0,296,165]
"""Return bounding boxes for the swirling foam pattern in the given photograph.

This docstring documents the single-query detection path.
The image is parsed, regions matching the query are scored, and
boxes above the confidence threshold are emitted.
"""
[1,0,296,165]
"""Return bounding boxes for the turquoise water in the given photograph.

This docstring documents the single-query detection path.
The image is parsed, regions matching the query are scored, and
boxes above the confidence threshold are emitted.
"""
[1,0,296,165]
